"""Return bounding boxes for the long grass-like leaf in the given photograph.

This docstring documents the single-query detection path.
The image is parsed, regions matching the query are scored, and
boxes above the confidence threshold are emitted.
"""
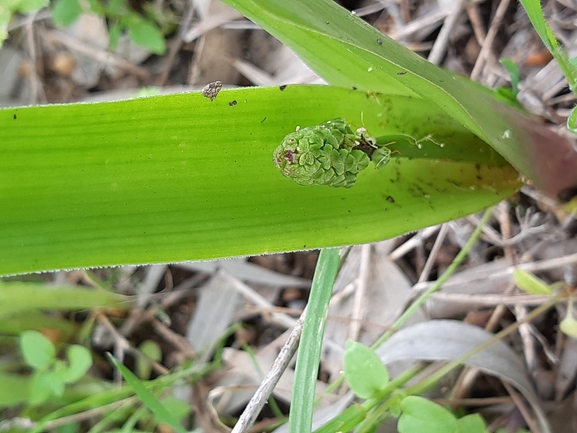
[290,248,340,433]
[106,354,187,433]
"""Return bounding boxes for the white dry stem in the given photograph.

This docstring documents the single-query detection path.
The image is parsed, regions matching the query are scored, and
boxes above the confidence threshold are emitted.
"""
[231,313,305,433]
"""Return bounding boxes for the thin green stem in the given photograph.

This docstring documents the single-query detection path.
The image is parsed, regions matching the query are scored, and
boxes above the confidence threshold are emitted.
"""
[289,248,341,433]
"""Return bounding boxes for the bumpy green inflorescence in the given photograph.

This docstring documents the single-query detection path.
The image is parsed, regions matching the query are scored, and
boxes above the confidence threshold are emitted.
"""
[272,119,372,188]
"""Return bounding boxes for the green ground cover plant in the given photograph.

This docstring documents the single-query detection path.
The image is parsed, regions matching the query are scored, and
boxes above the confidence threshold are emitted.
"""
[51,0,168,54]
[0,0,167,53]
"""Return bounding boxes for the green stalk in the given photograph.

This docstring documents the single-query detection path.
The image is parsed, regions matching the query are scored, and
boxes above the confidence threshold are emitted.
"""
[289,248,340,433]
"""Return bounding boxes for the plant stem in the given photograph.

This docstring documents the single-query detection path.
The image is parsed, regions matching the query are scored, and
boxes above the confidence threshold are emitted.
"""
[289,248,341,433]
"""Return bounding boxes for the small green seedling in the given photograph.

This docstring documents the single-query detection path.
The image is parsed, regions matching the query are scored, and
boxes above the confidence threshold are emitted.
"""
[342,341,491,433]
[19,330,92,405]
[500,58,521,98]
[494,58,523,108]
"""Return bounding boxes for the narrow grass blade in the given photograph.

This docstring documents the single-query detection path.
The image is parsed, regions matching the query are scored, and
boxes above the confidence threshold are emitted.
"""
[519,0,577,91]
[289,248,340,433]
[106,353,187,433]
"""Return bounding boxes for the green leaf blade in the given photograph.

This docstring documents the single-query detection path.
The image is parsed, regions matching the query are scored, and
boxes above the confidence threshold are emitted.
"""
[0,282,127,317]
[513,269,553,295]
[125,15,166,54]
[290,248,340,433]
[0,86,519,276]
[456,413,488,433]
[15,0,49,14]
[107,354,187,433]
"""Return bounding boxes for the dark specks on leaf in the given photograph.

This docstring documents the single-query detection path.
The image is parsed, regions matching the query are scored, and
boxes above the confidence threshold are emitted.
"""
[13,114,17,120]
[261,117,267,123]
[386,196,395,203]
[397,71,407,76]
[475,165,482,180]
[352,86,357,90]
[279,85,287,91]
[229,100,237,106]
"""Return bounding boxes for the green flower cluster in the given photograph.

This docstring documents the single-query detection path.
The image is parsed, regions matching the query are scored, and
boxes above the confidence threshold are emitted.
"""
[272,118,371,188]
